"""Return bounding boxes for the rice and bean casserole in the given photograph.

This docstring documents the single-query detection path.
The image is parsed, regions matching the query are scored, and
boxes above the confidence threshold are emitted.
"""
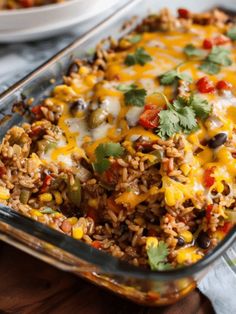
[0,8,236,271]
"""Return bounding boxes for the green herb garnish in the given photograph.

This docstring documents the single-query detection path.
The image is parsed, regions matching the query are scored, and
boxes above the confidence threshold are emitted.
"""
[147,241,172,271]
[183,44,204,57]
[125,47,152,66]
[159,69,192,85]
[128,34,142,44]
[41,207,57,214]
[156,93,211,139]
[199,46,232,74]
[93,143,124,174]
[227,27,236,41]
[117,84,147,107]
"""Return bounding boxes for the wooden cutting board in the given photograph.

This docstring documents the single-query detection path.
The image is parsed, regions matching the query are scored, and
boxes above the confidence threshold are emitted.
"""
[0,241,215,314]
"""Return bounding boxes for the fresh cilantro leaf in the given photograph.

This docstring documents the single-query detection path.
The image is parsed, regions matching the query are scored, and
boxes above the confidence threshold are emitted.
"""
[199,61,221,74]
[183,44,203,57]
[125,47,152,66]
[207,46,232,66]
[116,84,137,92]
[189,94,211,119]
[199,46,232,74]
[157,109,180,139]
[93,143,124,174]
[128,34,142,44]
[177,106,197,132]
[41,207,57,214]
[124,88,147,107]
[159,70,192,85]
[155,93,211,139]
[227,27,236,41]
[147,241,172,271]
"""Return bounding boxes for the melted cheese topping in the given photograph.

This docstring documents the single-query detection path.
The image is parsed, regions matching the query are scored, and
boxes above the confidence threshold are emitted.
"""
[44,24,236,208]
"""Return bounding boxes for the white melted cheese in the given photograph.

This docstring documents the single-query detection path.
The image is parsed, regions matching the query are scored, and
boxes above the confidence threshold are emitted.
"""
[101,96,121,117]
[126,106,144,126]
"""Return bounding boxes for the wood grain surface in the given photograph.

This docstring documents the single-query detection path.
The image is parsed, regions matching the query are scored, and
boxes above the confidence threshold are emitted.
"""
[0,241,215,314]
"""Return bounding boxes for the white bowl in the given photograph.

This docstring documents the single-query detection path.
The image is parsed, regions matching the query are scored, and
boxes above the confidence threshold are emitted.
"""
[0,0,116,31]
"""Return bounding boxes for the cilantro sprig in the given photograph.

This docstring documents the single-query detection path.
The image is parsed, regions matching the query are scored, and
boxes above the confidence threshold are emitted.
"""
[156,93,211,139]
[199,46,232,74]
[147,241,172,271]
[125,47,152,66]
[183,44,204,58]
[93,143,124,174]
[227,27,236,41]
[117,84,147,107]
[159,69,192,85]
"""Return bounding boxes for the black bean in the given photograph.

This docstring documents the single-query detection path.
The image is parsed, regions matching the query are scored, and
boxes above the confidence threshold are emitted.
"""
[177,237,185,246]
[67,62,79,76]
[142,228,148,236]
[196,231,211,249]
[196,209,206,219]
[69,99,87,115]
[208,133,227,149]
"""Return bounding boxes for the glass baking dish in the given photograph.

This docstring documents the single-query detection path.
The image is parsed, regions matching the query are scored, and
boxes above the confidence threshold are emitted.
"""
[0,0,236,306]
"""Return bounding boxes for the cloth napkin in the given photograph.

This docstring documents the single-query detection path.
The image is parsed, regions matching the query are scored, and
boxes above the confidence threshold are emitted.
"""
[0,3,236,313]
[198,241,236,313]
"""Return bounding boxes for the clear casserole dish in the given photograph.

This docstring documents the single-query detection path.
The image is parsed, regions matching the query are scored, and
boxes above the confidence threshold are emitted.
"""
[0,0,236,306]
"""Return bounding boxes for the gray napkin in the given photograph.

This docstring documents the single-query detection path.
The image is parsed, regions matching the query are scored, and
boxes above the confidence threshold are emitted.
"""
[198,242,236,314]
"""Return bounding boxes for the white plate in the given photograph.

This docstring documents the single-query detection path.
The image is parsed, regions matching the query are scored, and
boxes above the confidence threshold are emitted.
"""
[0,0,120,42]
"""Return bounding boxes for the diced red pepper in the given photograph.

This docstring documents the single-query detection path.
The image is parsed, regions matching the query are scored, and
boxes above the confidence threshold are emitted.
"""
[178,8,191,19]
[139,104,160,129]
[0,166,6,178]
[86,207,98,223]
[196,77,215,94]
[41,174,53,193]
[203,39,213,50]
[204,167,215,188]
[91,240,102,249]
[216,80,232,91]
[20,0,34,7]
[31,105,43,119]
[28,125,44,139]
[203,35,231,49]
[206,204,213,221]
[214,35,231,46]
[218,222,233,234]
[102,162,121,185]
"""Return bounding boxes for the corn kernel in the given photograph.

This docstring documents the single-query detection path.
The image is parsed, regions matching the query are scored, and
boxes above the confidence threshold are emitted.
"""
[67,217,78,225]
[85,75,96,87]
[176,247,202,264]
[216,181,224,193]
[30,209,43,217]
[53,191,63,205]
[88,198,99,209]
[179,230,193,243]
[72,227,84,240]
[165,188,175,207]
[146,237,158,249]
[180,164,191,176]
[79,66,89,76]
[39,193,53,202]
[165,188,183,207]
[0,186,10,200]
